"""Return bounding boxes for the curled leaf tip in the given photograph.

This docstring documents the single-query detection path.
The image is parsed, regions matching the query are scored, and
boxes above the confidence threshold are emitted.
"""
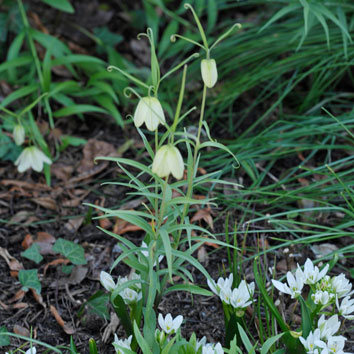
[184,3,192,9]
[170,34,177,42]
[107,66,113,72]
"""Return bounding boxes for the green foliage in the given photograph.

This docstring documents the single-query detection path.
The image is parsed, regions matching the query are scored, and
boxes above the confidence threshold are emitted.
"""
[40,0,74,13]
[0,326,10,347]
[77,291,110,320]
[21,244,43,264]
[18,269,41,294]
[52,238,87,265]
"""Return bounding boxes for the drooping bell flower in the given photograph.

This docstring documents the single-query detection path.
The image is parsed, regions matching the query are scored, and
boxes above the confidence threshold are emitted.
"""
[152,144,184,180]
[13,124,25,145]
[15,146,52,173]
[201,59,218,88]
[134,96,165,131]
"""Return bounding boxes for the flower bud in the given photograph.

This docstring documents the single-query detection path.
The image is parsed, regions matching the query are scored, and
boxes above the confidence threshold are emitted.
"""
[290,330,302,339]
[134,96,165,131]
[201,59,218,88]
[100,271,116,292]
[152,144,184,180]
[13,124,25,145]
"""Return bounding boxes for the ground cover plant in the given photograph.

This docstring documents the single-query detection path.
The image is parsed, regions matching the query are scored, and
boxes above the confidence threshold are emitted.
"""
[0,0,353,353]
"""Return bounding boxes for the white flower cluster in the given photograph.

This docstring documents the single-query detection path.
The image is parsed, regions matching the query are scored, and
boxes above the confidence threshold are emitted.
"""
[207,274,255,313]
[112,334,132,354]
[156,313,224,354]
[272,259,354,354]
[6,348,36,354]
[300,315,347,354]
[272,259,353,310]
[100,271,142,304]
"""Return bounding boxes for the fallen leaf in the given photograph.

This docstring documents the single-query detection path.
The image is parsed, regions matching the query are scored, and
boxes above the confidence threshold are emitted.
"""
[34,232,56,255]
[102,312,120,343]
[50,305,75,335]
[191,208,214,231]
[31,288,46,308]
[64,217,85,232]
[51,163,74,182]
[65,265,88,285]
[197,246,208,265]
[1,180,51,192]
[21,234,33,250]
[43,258,70,276]
[8,290,26,303]
[10,211,32,224]
[95,198,112,229]
[78,139,116,173]
[31,197,57,210]
[0,247,24,277]
[13,324,30,337]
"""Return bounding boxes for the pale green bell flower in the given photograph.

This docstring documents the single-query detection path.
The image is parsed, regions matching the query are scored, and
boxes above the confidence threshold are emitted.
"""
[134,96,165,131]
[15,146,52,173]
[13,124,25,145]
[152,144,184,180]
[201,59,218,88]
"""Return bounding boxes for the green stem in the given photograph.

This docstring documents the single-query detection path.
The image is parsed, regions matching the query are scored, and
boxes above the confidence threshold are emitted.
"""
[170,65,187,143]
[157,177,168,233]
[17,0,54,129]
[174,84,208,248]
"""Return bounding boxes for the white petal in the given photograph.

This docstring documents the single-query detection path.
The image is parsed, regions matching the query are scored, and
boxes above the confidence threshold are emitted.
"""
[167,146,184,180]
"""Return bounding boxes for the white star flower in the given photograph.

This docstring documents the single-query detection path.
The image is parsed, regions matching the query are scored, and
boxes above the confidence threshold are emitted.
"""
[300,259,329,285]
[112,334,132,354]
[272,268,304,299]
[158,313,183,334]
[336,295,354,320]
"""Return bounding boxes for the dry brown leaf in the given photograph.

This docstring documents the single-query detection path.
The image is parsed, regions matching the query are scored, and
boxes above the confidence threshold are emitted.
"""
[34,231,56,255]
[54,265,88,287]
[31,288,46,308]
[8,289,26,303]
[113,217,146,235]
[95,198,112,229]
[50,305,75,335]
[10,211,32,224]
[1,179,51,191]
[43,258,70,276]
[21,234,33,250]
[0,247,24,277]
[10,302,28,310]
[191,208,214,231]
[13,324,30,337]
[197,246,208,265]
[78,139,116,173]
[31,197,57,210]
[51,163,74,182]
[64,217,85,232]
[0,300,8,310]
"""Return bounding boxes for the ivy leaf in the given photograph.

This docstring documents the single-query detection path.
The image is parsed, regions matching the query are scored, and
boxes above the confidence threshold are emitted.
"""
[52,238,87,265]
[0,326,10,346]
[21,244,43,264]
[40,0,74,13]
[86,291,110,320]
[18,269,41,294]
